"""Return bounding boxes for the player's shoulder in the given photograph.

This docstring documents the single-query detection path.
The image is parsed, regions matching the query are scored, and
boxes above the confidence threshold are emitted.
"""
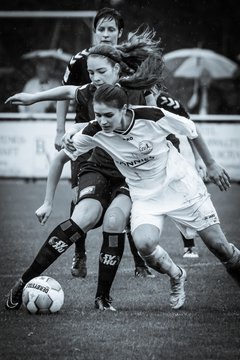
[157,92,190,118]
[69,49,88,66]
[132,105,165,122]
[81,120,102,137]
[76,83,96,103]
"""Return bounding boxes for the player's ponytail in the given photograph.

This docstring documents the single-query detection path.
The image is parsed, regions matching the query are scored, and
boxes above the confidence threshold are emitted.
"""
[117,26,162,72]
[118,52,164,91]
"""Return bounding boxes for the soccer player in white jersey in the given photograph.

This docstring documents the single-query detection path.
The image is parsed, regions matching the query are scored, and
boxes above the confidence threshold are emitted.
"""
[6,50,238,311]
[64,83,240,299]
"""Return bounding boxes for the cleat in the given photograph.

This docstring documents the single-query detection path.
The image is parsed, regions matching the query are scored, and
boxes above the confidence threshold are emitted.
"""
[170,267,187,310]
[95,295,116,312]
[5,278,25,310]
[135,266,155,278]
[183,247,199,258]
[71,252,87,278]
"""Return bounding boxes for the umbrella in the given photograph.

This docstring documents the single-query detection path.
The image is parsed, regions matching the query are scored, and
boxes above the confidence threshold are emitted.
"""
[22,49,72,63]
[163,48,237,79]
[163,48,238,114]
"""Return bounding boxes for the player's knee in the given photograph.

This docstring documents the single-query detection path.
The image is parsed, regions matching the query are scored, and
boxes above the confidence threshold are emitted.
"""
[71,199,102,232]
[103,207,127,233]
[132,234,156,256]
[132,226,159,256]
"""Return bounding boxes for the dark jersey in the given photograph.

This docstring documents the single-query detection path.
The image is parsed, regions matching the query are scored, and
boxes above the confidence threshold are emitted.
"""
[62,49,90,123]
[157,92,190,151]
[63,49,90,86]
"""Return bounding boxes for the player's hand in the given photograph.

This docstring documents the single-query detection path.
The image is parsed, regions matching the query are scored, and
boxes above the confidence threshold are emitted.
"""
[195,158,207,180]
[206,161,231,191]
[5,93,35,105]
[35,203,52,225]
[55,131,65,151]
[62,131,76,152]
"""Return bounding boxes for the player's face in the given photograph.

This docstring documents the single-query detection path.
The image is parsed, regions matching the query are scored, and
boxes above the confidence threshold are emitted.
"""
[93,102,126,133]
[94,18,122,46]
[87,56,120,88]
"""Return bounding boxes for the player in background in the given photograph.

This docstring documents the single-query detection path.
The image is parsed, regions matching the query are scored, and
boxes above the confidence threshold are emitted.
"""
[56,7,154,278]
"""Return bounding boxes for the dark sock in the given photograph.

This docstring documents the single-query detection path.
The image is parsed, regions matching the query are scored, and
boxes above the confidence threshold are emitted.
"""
[22,219,85,283]
[127,231,146,268]
[181,233,195,248]
[74,235,87,256]
[95,232,125,298]
[70,200,87,255]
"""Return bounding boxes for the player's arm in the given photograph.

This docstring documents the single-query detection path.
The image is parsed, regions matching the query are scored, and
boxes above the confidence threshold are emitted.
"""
[35,150,70,225]
[55,100,70,151]
[61,123,87,152]
[190,128,231,191]
[5,86,78,106]
[187,138,207,180]
[157,94,231,191]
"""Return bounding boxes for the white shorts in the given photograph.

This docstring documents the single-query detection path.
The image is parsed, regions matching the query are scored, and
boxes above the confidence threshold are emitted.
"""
[130,179,219,239]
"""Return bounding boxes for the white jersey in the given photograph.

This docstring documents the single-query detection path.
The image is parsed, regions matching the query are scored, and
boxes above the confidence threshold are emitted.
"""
[64,105,198,202]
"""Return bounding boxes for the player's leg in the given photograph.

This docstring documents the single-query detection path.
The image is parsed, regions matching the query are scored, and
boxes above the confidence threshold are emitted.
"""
[198,223,240,286]
[70,186,87,278]
[126,229,155,278]
[5,217,86,310]
[5,194,103,310]
[70,158,87,277]
[166,133,199,258]
[95,193,131,311]
[181,233,199,258]
[132,222,186,310]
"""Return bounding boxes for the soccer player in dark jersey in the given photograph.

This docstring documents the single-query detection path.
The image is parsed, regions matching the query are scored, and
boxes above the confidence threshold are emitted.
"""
[55,7,154,278]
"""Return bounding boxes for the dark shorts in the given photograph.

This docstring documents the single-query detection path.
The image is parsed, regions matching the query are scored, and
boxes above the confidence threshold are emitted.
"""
[71,152,92,188]
[76,164,130,212]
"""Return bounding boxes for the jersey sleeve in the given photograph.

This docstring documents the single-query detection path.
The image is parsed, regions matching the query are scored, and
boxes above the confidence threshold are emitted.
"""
[157,93,190,119]
[63,132,95,161]
[63,121,101,161]
[62,50,90,86]
[158,108,198,139]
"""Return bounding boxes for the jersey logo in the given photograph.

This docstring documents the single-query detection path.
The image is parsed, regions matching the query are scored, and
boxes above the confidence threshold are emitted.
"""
[160,96,180,109]
[139,141,153,154]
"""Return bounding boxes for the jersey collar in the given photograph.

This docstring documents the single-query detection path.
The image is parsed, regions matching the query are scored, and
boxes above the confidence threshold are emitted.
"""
[113,109,135,135]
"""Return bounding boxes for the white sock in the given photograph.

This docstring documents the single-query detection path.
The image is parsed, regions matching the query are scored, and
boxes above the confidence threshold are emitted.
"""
[143,245,181,279]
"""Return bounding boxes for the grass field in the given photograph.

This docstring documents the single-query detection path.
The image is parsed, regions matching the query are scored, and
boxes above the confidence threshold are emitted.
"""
[0,180,240,360]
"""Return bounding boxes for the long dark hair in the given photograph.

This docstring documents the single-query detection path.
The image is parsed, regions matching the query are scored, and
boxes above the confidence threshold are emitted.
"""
[88,27,164,91]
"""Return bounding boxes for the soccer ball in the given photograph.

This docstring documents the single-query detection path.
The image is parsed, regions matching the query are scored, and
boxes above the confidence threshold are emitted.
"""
[22,276,64,314]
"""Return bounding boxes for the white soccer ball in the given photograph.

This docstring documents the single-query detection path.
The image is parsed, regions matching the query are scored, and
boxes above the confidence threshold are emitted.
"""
[22,276,64,314]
